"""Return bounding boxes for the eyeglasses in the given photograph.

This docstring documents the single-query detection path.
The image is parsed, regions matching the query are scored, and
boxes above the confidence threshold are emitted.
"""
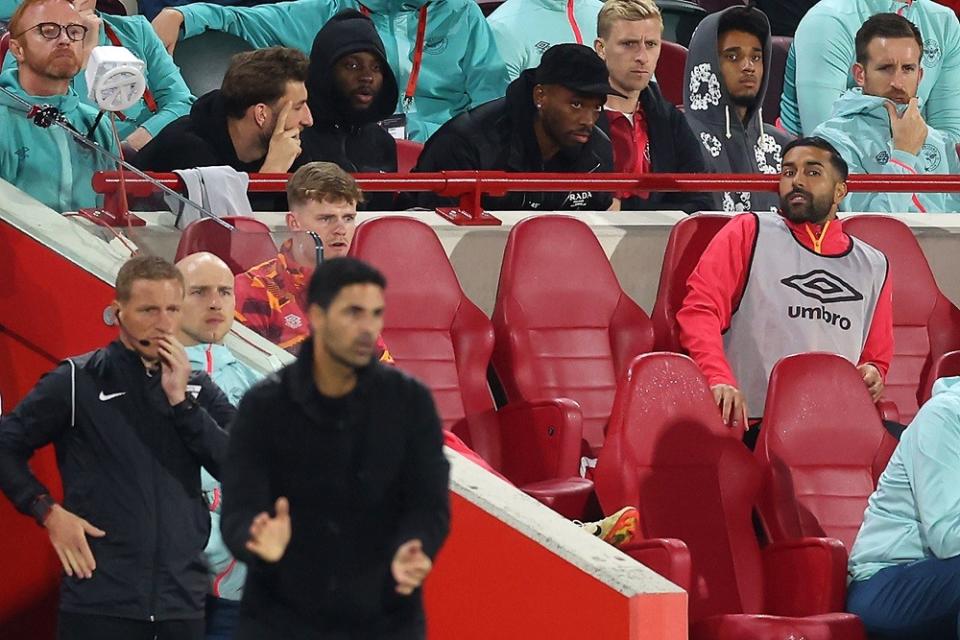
[14,22,89,42]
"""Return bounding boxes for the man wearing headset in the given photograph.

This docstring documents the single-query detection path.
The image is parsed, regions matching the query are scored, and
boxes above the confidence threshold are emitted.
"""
[0,256,234,640]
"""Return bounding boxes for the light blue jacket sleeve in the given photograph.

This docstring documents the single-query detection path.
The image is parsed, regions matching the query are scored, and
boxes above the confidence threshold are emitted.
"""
[909,396,960,559]
[793,11,854,136]
[0,0,14,20]
[179,0,337,51]
[128,16,194,137]
[924,13,960,143]
[461,6,509,110]
[489,19,528,82]
[851,149,926,214]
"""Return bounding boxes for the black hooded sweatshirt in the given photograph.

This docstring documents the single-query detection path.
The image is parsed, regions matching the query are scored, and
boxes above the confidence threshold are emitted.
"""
[134,90,304,210]
[301,10,399,210]
[412,68,615,212]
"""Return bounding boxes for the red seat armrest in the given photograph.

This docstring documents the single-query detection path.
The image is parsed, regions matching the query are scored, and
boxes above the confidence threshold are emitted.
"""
[877,399,900,424]
[620,537,692,593]
[933,350,960,385]
[492,398,584,486]
[762,537,848,617]
[520,477,594,520]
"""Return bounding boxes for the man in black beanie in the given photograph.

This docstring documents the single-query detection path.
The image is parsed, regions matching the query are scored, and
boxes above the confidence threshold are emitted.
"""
[301,9,400,209]
[413,43,620,211]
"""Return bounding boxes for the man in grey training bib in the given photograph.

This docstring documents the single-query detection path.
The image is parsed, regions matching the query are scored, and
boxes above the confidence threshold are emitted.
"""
[676,137,894,445]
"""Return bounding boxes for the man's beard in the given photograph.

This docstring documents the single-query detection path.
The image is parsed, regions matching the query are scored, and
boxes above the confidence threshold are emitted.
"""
[780,188,833,224]
[730,91,758,112]
[25,45,80,81]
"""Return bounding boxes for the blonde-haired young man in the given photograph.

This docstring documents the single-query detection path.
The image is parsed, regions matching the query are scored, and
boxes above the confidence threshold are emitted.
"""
[594,0,711,213]
[234,161,391,360]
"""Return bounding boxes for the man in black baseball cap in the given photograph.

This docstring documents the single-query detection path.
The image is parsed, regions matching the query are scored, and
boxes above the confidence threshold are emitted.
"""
[413,43,620,211]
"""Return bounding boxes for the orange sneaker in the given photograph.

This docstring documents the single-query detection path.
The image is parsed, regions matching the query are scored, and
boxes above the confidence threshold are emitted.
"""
[579,506,638,549]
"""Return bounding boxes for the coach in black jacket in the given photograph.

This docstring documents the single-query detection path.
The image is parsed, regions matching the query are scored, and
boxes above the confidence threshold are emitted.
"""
[413,44,619,212]
[221,257,450,639]
[301,10,399,210]
[0,257,233,640]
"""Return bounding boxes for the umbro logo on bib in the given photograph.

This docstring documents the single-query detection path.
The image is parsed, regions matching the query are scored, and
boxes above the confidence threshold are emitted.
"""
[780,269,864,304]
[781,270,862,332]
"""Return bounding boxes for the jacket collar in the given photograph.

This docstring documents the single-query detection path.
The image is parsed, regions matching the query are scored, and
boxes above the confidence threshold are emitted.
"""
[185,343,238,373]
[285,337,378,412]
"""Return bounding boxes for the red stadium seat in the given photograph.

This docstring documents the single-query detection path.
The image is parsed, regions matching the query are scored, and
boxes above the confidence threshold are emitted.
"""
[757,353,897,551]
[694,0,746,11]
[844,214,960,423]
[0,31,9,65]
[350,216,592,518]
[762,36,792,125]
[594,352,865,639]
[174,216,277,275]
[491,215,655,458]
[656,41,687,108]
[396,139,423,174]
[650,213,731,351]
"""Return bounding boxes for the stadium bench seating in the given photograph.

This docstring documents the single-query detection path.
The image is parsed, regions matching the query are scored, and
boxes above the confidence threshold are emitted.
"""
[657,40,688,108]
[174,216,277,274]
[173,31,255,98]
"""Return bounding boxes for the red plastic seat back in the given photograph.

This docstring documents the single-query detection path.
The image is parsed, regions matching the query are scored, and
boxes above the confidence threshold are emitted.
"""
[651,214,731,351]
[758,353,897,551]
[491,216,655,454]
[350,217,495,429]
[174,216,277,275]
[396,139,423,173]
[594,352,763,621]
[657,41,687,107]
[762,36,792,125]
[844,214,960,422]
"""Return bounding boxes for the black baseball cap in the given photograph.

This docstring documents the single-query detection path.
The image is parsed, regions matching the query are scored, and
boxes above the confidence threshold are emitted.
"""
[535,43,627,99]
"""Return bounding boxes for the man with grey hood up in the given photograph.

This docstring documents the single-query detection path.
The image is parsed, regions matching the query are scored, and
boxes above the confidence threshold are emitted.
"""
[683,5,793,213]
[812,12,960,214]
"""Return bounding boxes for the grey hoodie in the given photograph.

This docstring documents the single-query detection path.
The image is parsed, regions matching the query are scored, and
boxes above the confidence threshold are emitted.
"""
[683,6,794,213]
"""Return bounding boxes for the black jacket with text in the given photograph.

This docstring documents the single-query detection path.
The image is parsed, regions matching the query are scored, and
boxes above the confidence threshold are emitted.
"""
[413,68,615,211]
[0,340,234,620]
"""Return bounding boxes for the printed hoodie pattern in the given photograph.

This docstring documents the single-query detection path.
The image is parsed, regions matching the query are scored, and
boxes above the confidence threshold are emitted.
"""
[0,69,117,213]
[177,0,509,141]
[683,6,793,213]
[812,89,960,213]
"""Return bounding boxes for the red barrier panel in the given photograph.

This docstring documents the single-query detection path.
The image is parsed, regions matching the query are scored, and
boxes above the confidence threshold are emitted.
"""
[93,170,960,226]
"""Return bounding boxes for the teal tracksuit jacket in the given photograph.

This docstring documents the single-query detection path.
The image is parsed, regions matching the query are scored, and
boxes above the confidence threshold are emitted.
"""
[812,89,960,214]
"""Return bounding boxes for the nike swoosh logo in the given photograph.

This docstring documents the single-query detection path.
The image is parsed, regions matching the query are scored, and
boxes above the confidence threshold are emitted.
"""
[99,391,126,401]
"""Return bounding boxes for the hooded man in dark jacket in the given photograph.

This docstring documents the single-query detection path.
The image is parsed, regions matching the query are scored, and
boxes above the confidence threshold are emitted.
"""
[683,5,793,213]
[301,9,399,210]
[413,43,618,212]
[594,0,711,213]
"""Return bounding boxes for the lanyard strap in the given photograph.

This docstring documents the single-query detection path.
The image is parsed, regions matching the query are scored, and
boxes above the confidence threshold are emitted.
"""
[102,23,158,114]
[205,343,214,375]
[566,0,583,45]
[359,4,428,108]
[803,219,832,254]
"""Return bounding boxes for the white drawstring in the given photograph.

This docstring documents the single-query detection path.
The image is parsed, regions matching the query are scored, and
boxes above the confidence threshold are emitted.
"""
[725,105,732,139]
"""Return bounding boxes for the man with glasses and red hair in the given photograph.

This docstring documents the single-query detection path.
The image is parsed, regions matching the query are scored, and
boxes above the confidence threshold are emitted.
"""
[0,0,116,212]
